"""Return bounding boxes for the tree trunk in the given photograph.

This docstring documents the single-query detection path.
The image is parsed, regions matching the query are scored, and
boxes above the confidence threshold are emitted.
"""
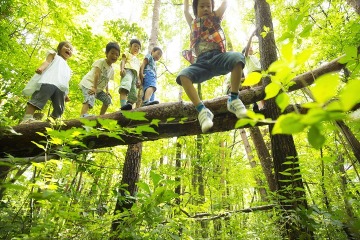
[248,127,276,192]
[239,129,267,201]
[254,0,313,238]
[110,142,142,237]
[346,0,360,14]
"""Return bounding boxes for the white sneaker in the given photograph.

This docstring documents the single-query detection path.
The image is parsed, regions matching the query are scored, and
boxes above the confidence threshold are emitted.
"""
[198,108,214,133]
[227,98,247,118]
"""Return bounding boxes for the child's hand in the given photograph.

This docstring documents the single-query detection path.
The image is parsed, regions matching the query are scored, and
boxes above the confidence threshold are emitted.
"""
[120,69,126,78]
[88,87,96,95]
[136,80,141,88]
[35,68,44,74]
[65,95,70,102]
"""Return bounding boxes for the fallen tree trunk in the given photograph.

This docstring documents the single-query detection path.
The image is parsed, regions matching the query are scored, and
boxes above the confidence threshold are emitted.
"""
[0,58,345,158]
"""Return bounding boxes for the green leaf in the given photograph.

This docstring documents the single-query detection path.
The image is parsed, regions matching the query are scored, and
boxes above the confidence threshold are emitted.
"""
[242,72,262,86]
[276,92,290,112]
[135,125,158,134]
[264,82,282,100]
[339,79,360,111]
[31,141,45,150]
[308,125,325,149]
[300,108,327,125]
[295,48,312,65]
[309,73,340,105]
[121,111,148,121]
[235,118,257,128]
[137,182,151,194]
[150,171,162,187]
[272,113,306,134]
[281,43,293,62]
[299,24,313,38]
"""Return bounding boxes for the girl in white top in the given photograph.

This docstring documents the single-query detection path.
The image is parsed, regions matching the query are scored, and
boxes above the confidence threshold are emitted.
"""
[21,41,73,124]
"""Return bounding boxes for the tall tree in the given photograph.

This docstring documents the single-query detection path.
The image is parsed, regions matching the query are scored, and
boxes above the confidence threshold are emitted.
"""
[111,0,161,238]
[254,0,312,238]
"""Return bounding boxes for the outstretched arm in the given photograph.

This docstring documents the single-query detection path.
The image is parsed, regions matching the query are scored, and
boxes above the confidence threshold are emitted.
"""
[35,53,55,74]
[215,0,228,19]
[244,29,256,57]
[184,0,193,27]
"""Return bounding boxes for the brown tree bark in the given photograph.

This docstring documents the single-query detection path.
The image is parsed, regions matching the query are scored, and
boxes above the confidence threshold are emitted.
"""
[111,143,142,237]
[240,129,268,201]
[248,127,276,192]
[255,0,313,239]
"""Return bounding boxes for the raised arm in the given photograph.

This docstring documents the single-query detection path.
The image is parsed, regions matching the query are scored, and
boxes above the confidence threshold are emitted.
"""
[184,0,193,27]
[244,30,256,57]
[35,53,55,74]
[215,0,228,19]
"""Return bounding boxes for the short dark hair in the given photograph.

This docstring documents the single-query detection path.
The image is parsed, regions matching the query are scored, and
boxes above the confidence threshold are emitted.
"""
[57,41,72,55]
[152,46,162,54]
[192,0,214,17]
[106,42,120,54]
[130,39,141,48]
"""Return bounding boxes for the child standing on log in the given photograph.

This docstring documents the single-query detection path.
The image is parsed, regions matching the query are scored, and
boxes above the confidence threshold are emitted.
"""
[79,42,120,118]
[21,41,73,124]
[139,46,163,106]
[176,0,247,133]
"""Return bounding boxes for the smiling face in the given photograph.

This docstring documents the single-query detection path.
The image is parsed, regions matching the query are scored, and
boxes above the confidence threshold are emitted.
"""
[106,48,120,65]
[152,49,162,61]
[58,42,73,60]
[197,0,213,17]
[130,42,141,56]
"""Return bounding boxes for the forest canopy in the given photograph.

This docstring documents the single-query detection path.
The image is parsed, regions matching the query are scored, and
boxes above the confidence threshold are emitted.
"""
[0,0,359,239]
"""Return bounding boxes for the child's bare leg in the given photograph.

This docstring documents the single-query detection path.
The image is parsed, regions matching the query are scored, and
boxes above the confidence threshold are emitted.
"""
[230,63,243,92]
[80,103,90,116]
[180,75,213,133]
[25,103,37,115]
[144,87,155,101]
[179,76,201,106]
[100,104,108,115]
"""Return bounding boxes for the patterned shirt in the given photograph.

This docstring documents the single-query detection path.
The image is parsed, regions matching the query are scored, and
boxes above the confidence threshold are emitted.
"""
[183,12,226,63]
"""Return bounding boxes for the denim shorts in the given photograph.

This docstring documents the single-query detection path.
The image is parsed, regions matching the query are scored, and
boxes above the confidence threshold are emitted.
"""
[28,83,65,118]
[176,50,245,85]
[81,86,112,108]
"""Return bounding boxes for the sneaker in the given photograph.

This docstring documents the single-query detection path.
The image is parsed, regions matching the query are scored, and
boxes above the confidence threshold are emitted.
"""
[121,102,132,110]
[198,108,214,133]
[142,100,159,106]
[227,98,247,118]
[20,118,41,125]
[81,113,95,118]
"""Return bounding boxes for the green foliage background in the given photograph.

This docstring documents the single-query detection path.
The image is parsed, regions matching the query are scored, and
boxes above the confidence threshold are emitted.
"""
[0,0,359,239]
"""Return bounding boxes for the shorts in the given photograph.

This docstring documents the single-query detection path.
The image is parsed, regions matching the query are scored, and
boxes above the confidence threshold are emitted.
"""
[28,83,65,118]
[176,50,246,85]
[81,85,112,108]
[143,70,157,94]
[119,69,138,103]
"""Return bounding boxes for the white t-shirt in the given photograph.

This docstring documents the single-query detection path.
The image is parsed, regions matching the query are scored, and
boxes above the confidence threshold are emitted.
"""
[37,50,72,94]
[245,55,261,75]
[80,59,114,92]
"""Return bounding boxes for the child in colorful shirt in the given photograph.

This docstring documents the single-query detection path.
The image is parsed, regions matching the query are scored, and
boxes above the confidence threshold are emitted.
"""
[139,46,163,106]
[119,39,142,110]
[79,42,120,117]
[176,0,247,133]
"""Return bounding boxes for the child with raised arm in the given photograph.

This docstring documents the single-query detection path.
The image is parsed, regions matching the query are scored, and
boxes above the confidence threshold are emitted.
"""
[119,39,142,110]
[242,30,263,112]
[139,46,163,106]
[21,41,73,124]
[177,0,247,133]
[79,42,120,117]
